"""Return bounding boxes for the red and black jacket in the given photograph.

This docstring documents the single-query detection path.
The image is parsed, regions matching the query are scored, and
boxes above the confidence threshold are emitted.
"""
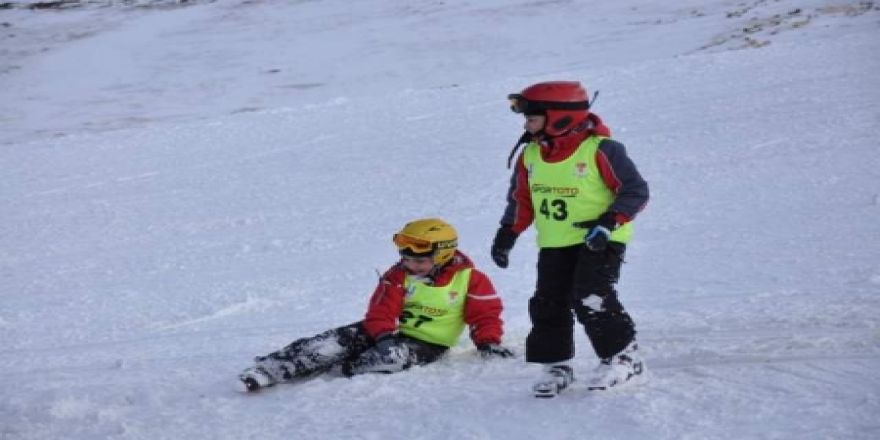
[500,113,649,233]
[363,250,504,345]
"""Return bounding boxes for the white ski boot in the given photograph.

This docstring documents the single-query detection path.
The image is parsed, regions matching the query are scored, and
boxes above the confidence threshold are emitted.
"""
[587,341,646,391]
[533,364,575,398]
[238,366,276,392]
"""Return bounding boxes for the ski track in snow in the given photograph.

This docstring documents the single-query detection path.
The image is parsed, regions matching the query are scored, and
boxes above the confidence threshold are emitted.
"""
[2,0,880,439]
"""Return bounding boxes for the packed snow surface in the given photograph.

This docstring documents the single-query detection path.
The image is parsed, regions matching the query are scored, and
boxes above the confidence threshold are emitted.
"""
[1,1,879,439]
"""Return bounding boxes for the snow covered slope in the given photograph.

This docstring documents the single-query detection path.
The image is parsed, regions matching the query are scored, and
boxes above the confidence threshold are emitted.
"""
[2,1,879,439]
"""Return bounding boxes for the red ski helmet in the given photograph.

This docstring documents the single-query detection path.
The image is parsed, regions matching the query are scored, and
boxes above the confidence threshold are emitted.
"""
[508,81,590,136]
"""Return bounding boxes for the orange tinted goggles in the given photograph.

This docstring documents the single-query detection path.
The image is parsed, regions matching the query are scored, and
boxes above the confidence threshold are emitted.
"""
[393,234,434,253]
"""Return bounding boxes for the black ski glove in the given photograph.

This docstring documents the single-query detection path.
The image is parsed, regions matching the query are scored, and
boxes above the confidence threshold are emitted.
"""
[490,227,518,269]
[477,343,515,359]
[573,212,618,252]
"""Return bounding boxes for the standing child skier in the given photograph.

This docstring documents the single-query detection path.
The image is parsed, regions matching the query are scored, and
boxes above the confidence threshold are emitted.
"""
[239,218,514,391]
[490,81,649,397]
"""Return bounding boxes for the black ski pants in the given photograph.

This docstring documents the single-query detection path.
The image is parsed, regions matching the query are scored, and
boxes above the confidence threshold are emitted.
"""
[525,242,636,363]
[255,322,448,381]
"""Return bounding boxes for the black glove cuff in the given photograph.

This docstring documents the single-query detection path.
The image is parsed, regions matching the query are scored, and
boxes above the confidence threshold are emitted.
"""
[597,212,618,231]
[573,212,619,230]
[493,227,518,250]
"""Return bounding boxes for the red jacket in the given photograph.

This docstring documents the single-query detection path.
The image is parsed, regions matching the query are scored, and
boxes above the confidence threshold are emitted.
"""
[363,250,504,346]
[501,112,649,233]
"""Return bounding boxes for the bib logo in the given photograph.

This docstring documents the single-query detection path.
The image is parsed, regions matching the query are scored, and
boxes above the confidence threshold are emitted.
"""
[574,162,588,178]
[448,290,459,304]
[405,285,416,298]
[526,163,534,177]
[530,183,579,197]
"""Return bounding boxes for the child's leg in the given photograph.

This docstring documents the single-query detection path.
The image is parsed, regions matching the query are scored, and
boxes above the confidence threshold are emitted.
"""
[342,335,447,376]
[253,322,372,382]
[526,246,579,363]
[571,243,636,360]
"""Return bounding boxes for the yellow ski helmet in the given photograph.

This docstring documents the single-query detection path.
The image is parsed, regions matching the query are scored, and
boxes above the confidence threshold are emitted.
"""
[392,218,458,266]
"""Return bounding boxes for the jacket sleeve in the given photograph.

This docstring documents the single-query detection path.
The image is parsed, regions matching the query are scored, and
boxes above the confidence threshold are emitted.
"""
[595,139,649,224]
[463,269,504,345]
[500,153,534,234]
[362,267,406,340]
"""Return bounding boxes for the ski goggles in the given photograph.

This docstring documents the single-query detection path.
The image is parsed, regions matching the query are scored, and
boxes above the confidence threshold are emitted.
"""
[393,234,457,255]
[508,94,590,114]
[393,234,435,254]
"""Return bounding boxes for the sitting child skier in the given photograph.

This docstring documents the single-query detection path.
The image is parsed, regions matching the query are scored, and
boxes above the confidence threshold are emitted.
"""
[238,218,514,391]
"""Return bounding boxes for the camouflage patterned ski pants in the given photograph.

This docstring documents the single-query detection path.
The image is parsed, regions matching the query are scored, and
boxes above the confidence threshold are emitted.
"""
[253,322,448,381]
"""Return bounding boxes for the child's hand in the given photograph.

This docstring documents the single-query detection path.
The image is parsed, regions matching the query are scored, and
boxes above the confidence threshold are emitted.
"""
[490,227,518,268]
[477,343,515,359]
[573,212,617,253]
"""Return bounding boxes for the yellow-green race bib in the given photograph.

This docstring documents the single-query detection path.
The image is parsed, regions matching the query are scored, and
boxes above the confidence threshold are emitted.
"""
[398,269,471,347]
[523,136,632,248]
